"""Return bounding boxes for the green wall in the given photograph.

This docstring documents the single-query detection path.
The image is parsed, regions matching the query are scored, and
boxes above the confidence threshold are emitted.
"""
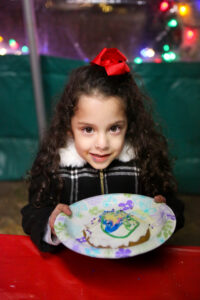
[0,55,199,193]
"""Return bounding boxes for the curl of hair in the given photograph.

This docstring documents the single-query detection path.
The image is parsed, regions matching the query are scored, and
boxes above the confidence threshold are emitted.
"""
[29,65,177,207]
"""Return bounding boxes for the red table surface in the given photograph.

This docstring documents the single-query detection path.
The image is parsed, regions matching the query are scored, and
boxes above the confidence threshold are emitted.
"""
[0,234,200,300]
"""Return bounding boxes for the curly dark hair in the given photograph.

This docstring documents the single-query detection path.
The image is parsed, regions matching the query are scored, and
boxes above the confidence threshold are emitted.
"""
[29,64,177,206]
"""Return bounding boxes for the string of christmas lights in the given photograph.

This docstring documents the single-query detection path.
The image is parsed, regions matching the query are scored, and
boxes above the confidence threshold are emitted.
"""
[0,36,29,55]
[134,0,199,63]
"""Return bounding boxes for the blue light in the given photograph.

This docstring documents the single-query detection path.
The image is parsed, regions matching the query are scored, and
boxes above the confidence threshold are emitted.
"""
[195,0,200,11]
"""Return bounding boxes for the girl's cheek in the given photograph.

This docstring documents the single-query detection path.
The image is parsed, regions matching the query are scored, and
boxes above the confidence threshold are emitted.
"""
[78,136,93,148]
[111,136,125,148]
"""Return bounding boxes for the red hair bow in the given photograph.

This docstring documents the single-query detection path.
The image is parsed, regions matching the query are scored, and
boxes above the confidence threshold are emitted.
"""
[91,48,130,76]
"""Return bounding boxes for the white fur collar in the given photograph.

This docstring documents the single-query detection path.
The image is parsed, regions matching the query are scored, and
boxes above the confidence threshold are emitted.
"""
[59,138,136,167]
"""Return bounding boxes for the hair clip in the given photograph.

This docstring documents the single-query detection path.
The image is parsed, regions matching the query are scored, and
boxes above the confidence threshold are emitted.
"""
[91,48,130,76]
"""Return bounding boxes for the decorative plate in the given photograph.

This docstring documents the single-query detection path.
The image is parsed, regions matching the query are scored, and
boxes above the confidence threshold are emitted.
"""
[54,194,176,259]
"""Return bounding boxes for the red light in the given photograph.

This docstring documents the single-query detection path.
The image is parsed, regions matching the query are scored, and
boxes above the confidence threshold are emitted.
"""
[154,58,162,63]
[186,29,195,40]
[185,28,197,43]
[160,1,170,12]
[182,28,198,47]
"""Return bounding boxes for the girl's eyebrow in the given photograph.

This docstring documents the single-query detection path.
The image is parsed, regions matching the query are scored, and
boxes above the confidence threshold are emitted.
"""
[77,120,126,126]
[77,122,94,126]
[110,120,126,125]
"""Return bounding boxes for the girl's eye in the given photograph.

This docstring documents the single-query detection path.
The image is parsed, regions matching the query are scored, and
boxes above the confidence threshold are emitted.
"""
[82,127,93,134]
[110,125,121,133]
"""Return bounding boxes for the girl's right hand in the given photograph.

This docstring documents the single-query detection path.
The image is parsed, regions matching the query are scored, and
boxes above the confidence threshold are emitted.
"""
[49,204,72,235]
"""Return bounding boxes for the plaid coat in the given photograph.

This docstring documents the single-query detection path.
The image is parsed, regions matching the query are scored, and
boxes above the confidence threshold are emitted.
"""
[57,160,140,205]
[21,140,184,252]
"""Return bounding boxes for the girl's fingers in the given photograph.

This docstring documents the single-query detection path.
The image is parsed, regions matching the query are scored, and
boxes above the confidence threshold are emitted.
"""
[154,195,166,203]
[49,204,72,233]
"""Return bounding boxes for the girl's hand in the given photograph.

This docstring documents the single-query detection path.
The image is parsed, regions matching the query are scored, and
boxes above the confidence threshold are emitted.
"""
[154,195,166,203]
[49,204,72,235]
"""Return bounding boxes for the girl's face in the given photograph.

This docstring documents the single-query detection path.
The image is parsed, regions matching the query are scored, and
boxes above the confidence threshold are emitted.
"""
[71,93,127,170]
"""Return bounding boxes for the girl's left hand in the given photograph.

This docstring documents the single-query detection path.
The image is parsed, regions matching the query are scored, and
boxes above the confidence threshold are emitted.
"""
[154,195,166,203]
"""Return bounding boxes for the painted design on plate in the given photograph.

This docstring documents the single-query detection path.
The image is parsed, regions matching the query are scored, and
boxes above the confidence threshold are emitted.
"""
[54,194,176,259]
[100,210,139,238]
[83,209,150,249]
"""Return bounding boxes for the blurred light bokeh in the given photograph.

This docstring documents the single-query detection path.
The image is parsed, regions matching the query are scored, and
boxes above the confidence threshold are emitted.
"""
[0,0,200,62]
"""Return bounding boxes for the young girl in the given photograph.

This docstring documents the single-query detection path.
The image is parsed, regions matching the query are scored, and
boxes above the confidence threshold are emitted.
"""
[21,48,184,252]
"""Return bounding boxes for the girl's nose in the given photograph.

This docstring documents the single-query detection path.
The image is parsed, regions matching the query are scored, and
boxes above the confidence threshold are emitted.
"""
[95,133,109,150]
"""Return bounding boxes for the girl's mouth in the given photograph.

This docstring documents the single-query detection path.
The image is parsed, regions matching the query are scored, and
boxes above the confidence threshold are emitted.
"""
[90,153,110,163]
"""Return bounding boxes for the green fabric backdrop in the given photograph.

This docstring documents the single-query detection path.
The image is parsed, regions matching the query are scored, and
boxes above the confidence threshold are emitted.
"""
[0,55,199,193]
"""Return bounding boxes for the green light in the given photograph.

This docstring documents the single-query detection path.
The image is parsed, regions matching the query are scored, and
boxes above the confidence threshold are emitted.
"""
[9,39,16,46]
[21,45,29,53]
[134,57,143,64]
[162,51,176,62]
[167,19,178,28]
[163,44,170,51]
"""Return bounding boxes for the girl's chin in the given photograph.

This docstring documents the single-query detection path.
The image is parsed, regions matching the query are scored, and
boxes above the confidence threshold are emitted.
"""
[88,158,112,170]
[90,163,109,170]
